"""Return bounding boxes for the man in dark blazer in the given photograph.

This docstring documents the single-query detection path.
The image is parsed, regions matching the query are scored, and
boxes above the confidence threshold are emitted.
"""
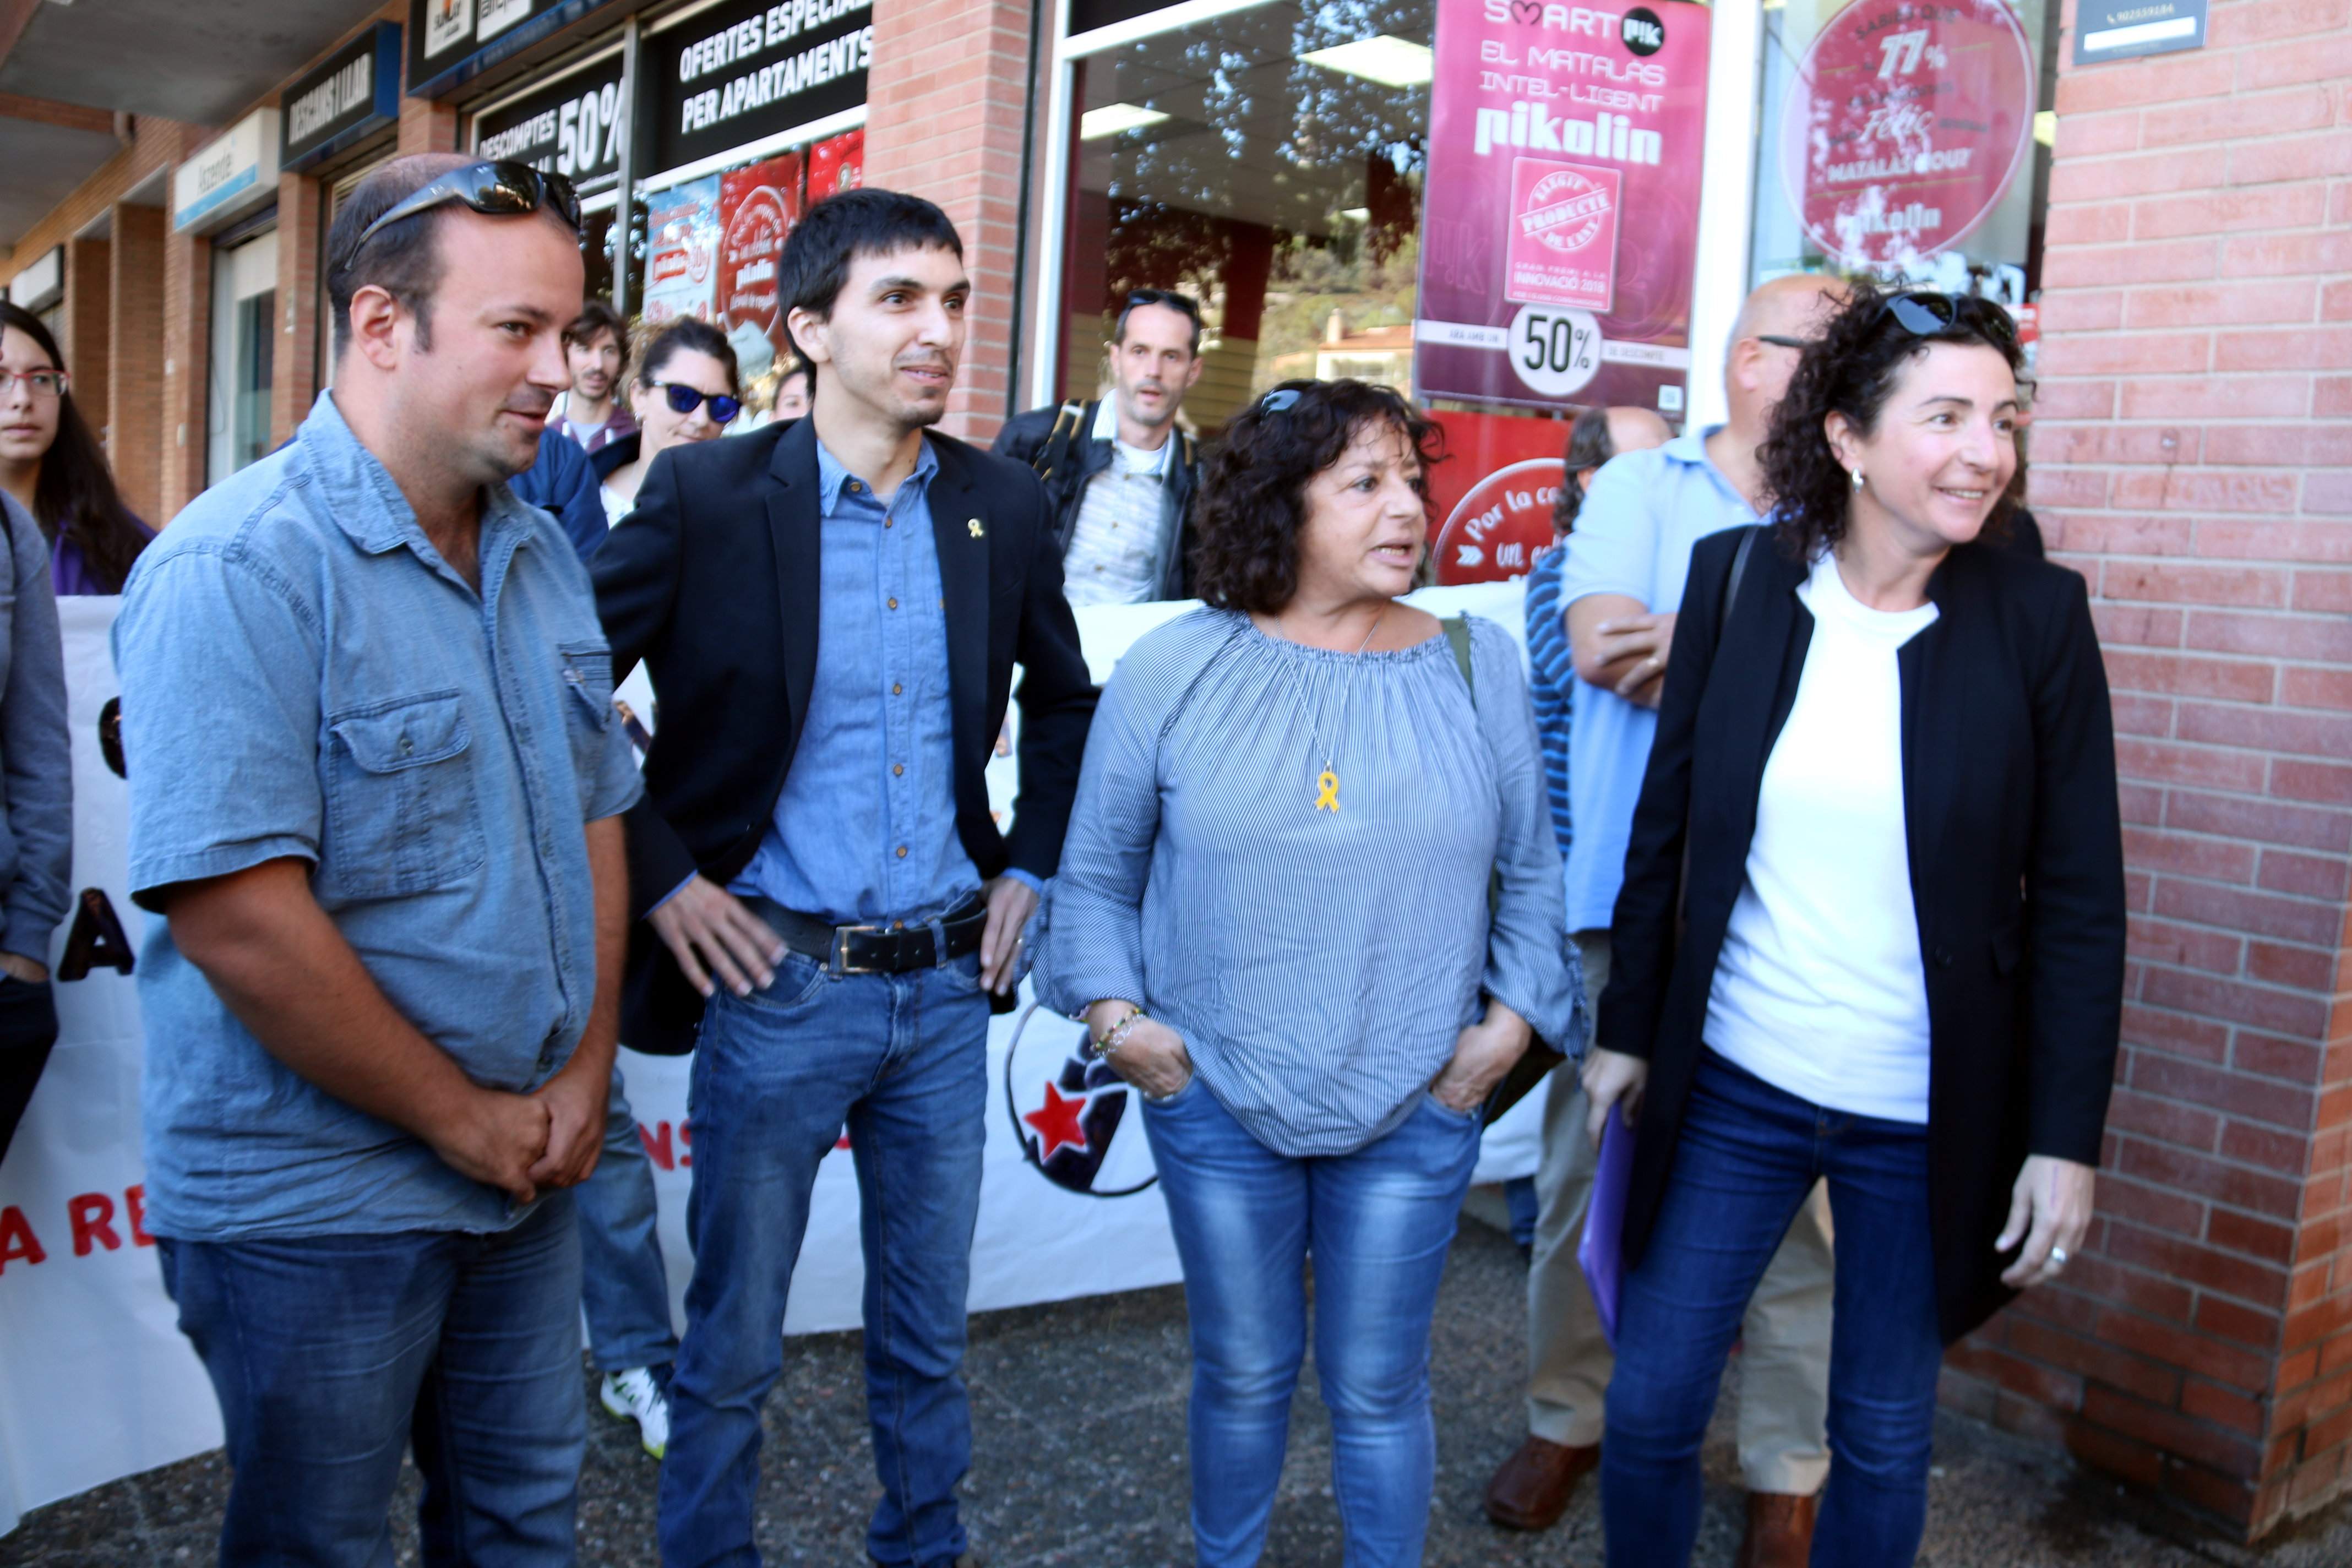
[591,189,1096,1568]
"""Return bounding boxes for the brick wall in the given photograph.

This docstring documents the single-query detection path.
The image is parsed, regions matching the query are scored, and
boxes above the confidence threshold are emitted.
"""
[1941,0,2352,1539]
[59,237,110,446]
[270,172,324,449]
[106,203,167,521]
[863,0,1040,444]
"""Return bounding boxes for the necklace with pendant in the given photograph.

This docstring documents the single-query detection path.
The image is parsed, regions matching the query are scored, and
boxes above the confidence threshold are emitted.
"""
[1299,607,1384,814]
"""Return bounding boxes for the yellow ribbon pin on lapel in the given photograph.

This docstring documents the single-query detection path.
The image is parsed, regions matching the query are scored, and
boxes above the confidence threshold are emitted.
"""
[968,518,985,538]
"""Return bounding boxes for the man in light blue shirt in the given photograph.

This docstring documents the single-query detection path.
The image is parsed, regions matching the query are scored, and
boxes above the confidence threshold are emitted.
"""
[1490,276,1847,1564]
[114,155,638,1564]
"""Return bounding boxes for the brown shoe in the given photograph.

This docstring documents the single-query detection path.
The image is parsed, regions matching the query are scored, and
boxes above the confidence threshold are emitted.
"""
[1482,1435,1600,1530]
[1736,1491,1818,1568]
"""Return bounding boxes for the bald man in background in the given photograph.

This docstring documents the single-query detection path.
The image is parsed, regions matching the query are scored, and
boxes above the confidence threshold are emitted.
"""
[1485,275,1844,1568]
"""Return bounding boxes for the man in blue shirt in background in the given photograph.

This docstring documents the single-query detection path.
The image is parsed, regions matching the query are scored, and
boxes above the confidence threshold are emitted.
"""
[114,154,638,1564]
[1487,275,1843,1568]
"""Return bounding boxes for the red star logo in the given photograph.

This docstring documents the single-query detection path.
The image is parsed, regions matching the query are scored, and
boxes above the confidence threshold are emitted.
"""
[1022,1082,1090,1161]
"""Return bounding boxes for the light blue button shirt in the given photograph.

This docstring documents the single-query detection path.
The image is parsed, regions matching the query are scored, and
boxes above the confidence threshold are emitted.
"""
[113,393,643,1241]
[1555,426,1755,933]
[732,436,994,925]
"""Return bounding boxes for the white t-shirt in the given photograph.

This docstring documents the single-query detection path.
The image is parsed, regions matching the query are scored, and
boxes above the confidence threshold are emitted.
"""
[1705,550,1939,1123]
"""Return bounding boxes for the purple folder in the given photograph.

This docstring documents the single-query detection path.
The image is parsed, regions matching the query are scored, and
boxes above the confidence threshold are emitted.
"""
[1578,1104,1634,1349]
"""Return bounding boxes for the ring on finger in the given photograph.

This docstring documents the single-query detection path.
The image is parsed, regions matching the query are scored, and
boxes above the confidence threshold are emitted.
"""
[2048,1245,2068,1268]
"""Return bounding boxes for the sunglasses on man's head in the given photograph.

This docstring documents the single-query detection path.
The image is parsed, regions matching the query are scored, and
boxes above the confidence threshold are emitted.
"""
[349,161,582,260]
[654,382,742,425]
[1126,287,1202,323]
[1879,291,2018,347]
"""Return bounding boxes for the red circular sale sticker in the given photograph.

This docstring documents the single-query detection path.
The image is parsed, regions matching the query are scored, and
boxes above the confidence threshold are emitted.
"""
[1431,459,1565,585]
[1780,0,2035,269]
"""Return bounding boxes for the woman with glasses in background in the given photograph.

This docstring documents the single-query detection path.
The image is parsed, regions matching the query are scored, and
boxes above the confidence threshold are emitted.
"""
[0,302,153,595]
[592,317,743,527]
[1580,285,2125,1566]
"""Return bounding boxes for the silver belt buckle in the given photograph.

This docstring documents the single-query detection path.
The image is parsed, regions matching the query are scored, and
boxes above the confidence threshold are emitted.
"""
[831,923,888,976]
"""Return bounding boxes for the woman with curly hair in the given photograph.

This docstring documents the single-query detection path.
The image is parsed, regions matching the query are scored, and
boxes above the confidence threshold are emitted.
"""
[1040,378,1581,1567]
[0,302,153,594]
[1580,284,2125,1567]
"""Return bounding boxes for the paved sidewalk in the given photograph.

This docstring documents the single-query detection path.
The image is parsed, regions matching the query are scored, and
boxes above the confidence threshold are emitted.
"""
[4,1216,2347,1566]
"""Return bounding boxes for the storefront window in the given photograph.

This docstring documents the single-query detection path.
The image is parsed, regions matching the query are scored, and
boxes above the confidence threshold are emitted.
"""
[207,232,277,484]
[1751,0,2060,313]
[1063,0,1435,431]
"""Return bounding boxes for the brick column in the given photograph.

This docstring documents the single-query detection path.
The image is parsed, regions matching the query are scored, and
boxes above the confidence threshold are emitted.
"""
[271,172,325,448]
[105,204,167,522]
[1939,0,2352,1540]
[399,92,459,155]
[862,0,1037,443]
[60,237,111,442]
[159,226,213,521]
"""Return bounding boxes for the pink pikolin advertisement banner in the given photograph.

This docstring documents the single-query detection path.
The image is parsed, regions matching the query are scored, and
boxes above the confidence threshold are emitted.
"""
[1417,1,1711,417]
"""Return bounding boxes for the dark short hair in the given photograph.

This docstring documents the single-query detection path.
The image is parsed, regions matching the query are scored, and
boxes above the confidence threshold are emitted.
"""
[1759,281,2026,559]
[635,317,741,398]
[775,188,962,380]
[1191,379,1442,616]
[1551,406,1615,537]
[563,298,629,367]
[1114,287,1202,356]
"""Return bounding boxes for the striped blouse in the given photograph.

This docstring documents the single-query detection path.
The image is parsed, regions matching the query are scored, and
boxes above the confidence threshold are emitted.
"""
[1038,607,1582,1157]
[1522,546,1576,861]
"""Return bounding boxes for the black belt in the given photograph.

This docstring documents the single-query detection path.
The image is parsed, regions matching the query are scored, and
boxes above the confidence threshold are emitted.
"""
[741,894,987,976]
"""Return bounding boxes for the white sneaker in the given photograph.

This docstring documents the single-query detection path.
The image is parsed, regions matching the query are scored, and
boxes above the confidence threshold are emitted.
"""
[599,1366,671,1459]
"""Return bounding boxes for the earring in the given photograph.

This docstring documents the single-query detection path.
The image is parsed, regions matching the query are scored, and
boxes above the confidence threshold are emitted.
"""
[1850,467,1866,492]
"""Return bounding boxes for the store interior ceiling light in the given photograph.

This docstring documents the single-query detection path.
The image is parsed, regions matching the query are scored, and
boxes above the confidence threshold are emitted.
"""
[1298,36,1434,90]
[1081,103,1173,139]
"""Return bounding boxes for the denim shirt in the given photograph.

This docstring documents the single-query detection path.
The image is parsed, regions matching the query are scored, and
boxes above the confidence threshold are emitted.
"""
[732,436,985,924]
[114,393,643,1241]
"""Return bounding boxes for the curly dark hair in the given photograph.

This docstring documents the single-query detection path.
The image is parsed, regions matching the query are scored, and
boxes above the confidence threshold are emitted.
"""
[1551,405,1615,537]
[1190,379,1443,615]
[1757,280,2026,560]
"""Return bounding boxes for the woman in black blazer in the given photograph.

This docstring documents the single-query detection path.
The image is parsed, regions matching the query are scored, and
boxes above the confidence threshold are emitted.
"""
[1581,285,2125,1567]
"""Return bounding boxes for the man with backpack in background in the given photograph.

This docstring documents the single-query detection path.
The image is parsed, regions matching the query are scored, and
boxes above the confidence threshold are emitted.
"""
[993,287,1204,605]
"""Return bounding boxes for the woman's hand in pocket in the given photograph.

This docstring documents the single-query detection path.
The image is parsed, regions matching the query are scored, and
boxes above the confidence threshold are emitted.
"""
[0,953,47,984]
[1581,1048,1649,1145]
[1086,1003,1194,1099]
[1431,1000,1533,1113]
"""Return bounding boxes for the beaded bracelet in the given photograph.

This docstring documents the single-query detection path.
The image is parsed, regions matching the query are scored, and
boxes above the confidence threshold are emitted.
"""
[1092,1007,1146,1058]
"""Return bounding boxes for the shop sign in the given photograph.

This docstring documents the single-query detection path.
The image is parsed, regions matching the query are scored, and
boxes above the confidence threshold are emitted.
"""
[2076,0,2205,63]
[8,245,63,312]
[473,52,627,196]
[1417,1,1712,416]
[281,24,404,174]
[1780,0,2036,272]
[717,154,804,378]
[173,110,281,235]
[408,0,626,99]
[1423,410,1571,586]
[647,0,872,175]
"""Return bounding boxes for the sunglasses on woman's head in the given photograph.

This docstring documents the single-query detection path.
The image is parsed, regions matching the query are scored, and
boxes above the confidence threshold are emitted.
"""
[349,161,582,259]
[1879,291,2018,347]
[655,382,742,425]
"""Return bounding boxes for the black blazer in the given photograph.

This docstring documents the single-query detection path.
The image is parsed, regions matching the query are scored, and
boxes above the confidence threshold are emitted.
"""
[591,417,1099,1053]
[1598,525,2125,1342]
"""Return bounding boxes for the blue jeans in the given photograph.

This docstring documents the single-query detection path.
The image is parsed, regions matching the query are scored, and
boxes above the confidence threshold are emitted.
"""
[656,950,989,1568]
[576,1065,678,1373]
[157,1191,585,1567]
[1601,1052,1942,1568]
[1142,1078,1484,1568]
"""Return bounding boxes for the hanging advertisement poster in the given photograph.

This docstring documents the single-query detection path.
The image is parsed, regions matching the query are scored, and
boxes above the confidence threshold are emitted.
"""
[642,176,722,324]
[1423,410,1569,585]
[1779,0,2036,271]
[1416,1,1711,416]
[716,154,804,380]
[807,127,865,200]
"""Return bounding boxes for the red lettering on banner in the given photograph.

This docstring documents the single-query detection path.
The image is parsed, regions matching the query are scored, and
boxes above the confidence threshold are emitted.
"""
[69,1191,121,1255]
[126,1184,155,1246]
[0,1205,45,1271]
[639,1120,676,1170]
[682,1119,695,1167]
